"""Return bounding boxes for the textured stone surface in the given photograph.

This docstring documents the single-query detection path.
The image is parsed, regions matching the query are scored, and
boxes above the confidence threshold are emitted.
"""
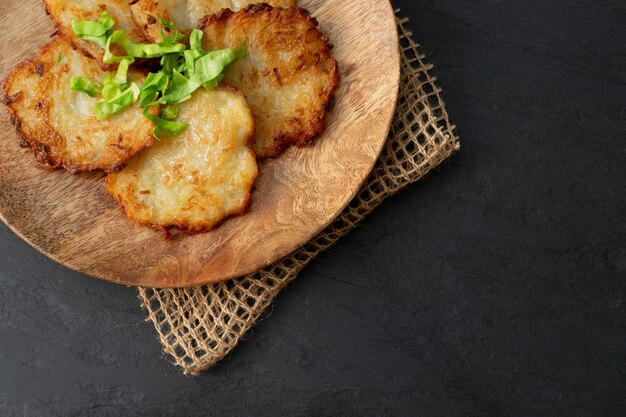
[1,0,625,415]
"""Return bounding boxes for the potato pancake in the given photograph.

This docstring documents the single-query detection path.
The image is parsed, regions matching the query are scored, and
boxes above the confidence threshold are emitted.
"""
[106,85,258,237]
[44,0,143,69]
[130,0,297,43]
[198,5,339,158]
[3,38,155,173]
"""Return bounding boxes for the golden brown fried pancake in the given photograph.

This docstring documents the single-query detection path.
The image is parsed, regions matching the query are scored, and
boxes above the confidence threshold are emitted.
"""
[3,38,156,173]
[130,0,297,43]
[198,4,339,158]
[44,0,144,69]
[106,85,258,237]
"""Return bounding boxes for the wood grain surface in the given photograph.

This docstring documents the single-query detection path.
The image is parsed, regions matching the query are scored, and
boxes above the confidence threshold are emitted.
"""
[0,0,400,288]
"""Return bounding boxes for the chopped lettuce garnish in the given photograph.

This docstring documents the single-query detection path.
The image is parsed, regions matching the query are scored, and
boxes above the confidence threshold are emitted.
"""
[161,52,187,75]
[139,72,170,108]
[70,76,102,97]
[160,31,186,47]
[160,43,248,104]
[103,30,185,64]
[189,29,203,51]
[71,11,115,49]
[70,14,247,135]
[158,18,176,30]
[95,83,140,120]
[100,73,123,101]
[113,58,132,84]
[143,108,188,138]
[70,58,138,119]
[160,105,179,120]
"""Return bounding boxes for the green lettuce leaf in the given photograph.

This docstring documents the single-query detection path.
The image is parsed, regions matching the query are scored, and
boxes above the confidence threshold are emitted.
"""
[139,72,170,108]
[183,49,204,74]
[160,105,179,120]
[160,42,247,103]
[71,11,115,49]
[95,83,140,120]
[100,66,128,101]
[159,70,196,104]
[143,108,188,138]
[189,29,203,51]
[161,53,187,75]
[158,18,176,30]
[70,76,102,97]
[159,31,186,46]
[104,30,185,64]
[113,58,132,84]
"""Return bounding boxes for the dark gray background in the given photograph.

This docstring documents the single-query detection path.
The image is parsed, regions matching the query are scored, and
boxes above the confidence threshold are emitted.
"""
[1,0,625,416]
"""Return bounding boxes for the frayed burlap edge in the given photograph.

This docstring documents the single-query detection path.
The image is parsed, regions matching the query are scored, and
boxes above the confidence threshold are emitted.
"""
[138,12,460,376]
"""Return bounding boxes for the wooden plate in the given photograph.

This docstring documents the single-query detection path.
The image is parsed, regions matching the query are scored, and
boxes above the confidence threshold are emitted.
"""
[0,0,400,287]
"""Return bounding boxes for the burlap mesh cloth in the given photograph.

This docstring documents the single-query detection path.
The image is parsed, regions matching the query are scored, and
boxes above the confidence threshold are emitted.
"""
[137,13,460,375]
